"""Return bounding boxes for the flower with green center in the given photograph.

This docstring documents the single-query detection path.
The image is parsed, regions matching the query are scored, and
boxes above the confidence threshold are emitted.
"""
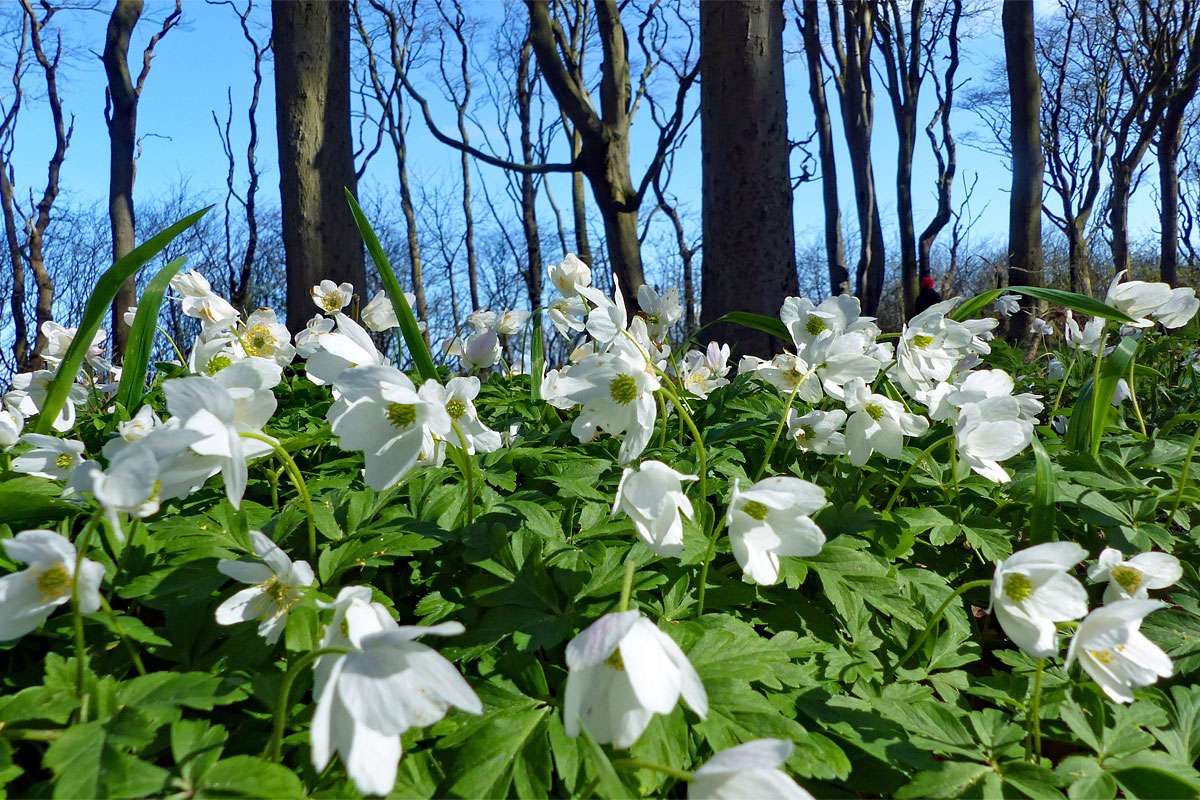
[864,403,884,421]
[54,452,73,470]
[386,403,417,430]
[727,476,827,586]
[311,279,354,315]
[445,399,466,420]
[556,338,660,464]
[426,377,501,455]
[0,529,104,642]
[11,433,85,481]
[990,542,1088,657]
[216,531,315,645]
[910,333,935,349]
[609,373,638,405]
[1088,547,1182,603]
[805,316,827,336]
[205,354,233,375]
[1068,599,1173,703]
[842,378,930,467]
[613,460,697,557]
[786,408,848,456]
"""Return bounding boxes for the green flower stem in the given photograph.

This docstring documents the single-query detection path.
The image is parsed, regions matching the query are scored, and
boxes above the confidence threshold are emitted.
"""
[1169,423,1200,517]
[241,432,316,562]
[890,578,992,677]
[265,646,349,763]
[618,556,637,612]
[1128,355,1147,437]
[1049,354,1076,421]
[655,391,669,451]
[753,383,800,481]
[157,325,189,367]
[884,434,955,513]
[98,595,147,676]
[71,514,102,713]
[450,421,476,527]
[1089,328,1108,458]
[1026,658,1045,762]
[613,758,695,783]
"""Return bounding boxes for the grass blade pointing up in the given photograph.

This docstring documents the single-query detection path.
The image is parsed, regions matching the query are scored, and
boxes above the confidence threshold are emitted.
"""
[950,285,1135,324]
[114,256,189,413]
[33,207,211,435]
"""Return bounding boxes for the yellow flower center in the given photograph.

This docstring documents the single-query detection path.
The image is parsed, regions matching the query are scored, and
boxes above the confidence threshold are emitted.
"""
[1089,649,1115,665]
[865,402,884,421]
[445,399,467,420]
[609,374,638,405]
[742,500,770,521]
[911,334,935,349]
[386,403,417,430]
[244,324,274,356]
[205,354,232,375]
[605,649,625,671]
[1003,573,1034,603]
[1110,565,1143,595]
[320,294,342,312]
[795,425,814,441]
[805,316,827,336]
[54,453,74,469]
[36,563,72,600]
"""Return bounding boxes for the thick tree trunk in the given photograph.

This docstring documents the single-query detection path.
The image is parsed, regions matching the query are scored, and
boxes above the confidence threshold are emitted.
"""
[569,127,592,266]
[1067,224,1091,295]
[1160,124,1183,287]
[699,0,797,357]
[1003,0,1043,342]
[895,129,917,317]
[272,0,365,332]
[517,37,543,311]
[1108,165,1132,277]
[798,0,847,296]
[103,0,142,360]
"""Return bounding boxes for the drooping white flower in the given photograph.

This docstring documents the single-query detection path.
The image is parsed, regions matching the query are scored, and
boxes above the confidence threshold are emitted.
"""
[990,542,1089,657]
[679,342,731,399]
[0,529,104,641]
[67,442,162,537]
[1104,271,1197,329]
[637,284,682,341]
[1048,358,1065,380]
[0,409,23,449]
[11,434,85,480]
[558,338,659,464]
[843,378,930,466]
[563,610,707,749]
[550,253,592,297]
[1064,311,1105,355]
[116,405,161,444]
[1087,548,1182,604]
[786,408,847,455]
[1066,599,1172,703]
[361,290,418,333]
[171,270,216,298]
[123,305,138,327]
[5,370,85,432]
[466,309,498,333]
[311,586,481,796]
[326,365,452,490]
[1111,378,1131,406]
[181,291,240,332]
[995,294,1020,318]
[613,461,697,557]
[726,477,826,586]
[215,531,315,644]
[312,280,354,314]
[1156,287,1200,328]
[1031,318,1054,337]
[580,276,629,345]
[304,313,388,387]
[688,739,814,800]
[240,308,296,367]
[40,321,106,368]
[429,377,502,455]
[496,309,531,336]
[548,295,588,337]
[457,329,502,371]
[294,314,335,357]
[954,397,1034,483]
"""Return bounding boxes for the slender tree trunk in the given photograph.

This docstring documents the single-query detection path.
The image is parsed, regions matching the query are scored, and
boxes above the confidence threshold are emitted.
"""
[1160,124,1183,286]
[1066,225,1091,295]
[1108,165,1132,277]
[699,0,797,356]
[1003,0,1043,342]
[1,167,27,370]
[272,0,364,332]
[103,0,142,359]
[797,0,847,295]
[895,127,917,316]
[568,126,592,265]
[517,36,543,311]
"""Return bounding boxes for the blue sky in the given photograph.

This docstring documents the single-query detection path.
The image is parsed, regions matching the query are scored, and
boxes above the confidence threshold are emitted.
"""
[6,0,1164,288]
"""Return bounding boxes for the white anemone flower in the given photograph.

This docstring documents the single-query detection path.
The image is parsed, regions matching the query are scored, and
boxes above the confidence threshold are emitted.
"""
[580,275,629,344]
[889,298,978,397]
[637,284,682,341]
[548,295,589,337]
[294,314,335,357]
[559,339,659,464]
[1104,271,1172,328]
[1064,311,1105,355]
[12,434,85,480]
[786,408,847,455]
[995,294,1020,318]
[726,477,826,586]
[954,397,1034,484]
[312,586,481,796]
[215,531,315,644]
[0,529,104,641]
[0,409,23,449]
[326,365,452,490]
[67,442,162,537]
[304,313,388,387]
[116,405,161,444]
[563,610,707,749]
[752,353,823,403]
[6,370,85,432]
[458,329,502,371]
[613,460,697,557]
[679,342,731,399]
[1155,287,1200,328]
[188,335,243,377]
[990,542,1089,657]
[688,739,814,800]
[843,378,930,466]
[312,280,354,314]
[1031,318,1054,337]
[122,305,138,327]
[496,309,531,336]
[466,309,498,333]
[1048,358,1065,380]
[550,253,592,297]
[1066,599,1172,703]
[430,377,502,455]
[182,293,240,333]
[171,269,216,298]
[361,290,418,333]
[240,308,296,367]
[804,330,886,400]
[40,321,106,368]
[1087,548,1182,604]
[782,294,878,351]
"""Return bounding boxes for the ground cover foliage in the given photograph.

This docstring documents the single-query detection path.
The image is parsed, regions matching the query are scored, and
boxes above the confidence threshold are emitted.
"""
[1,209,1199,799]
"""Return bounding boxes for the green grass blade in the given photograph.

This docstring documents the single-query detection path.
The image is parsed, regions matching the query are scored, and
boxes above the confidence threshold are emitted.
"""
[33,206,211,435]
[344,188,438,383]
[950,285,1135,324]
[712,311,791,344]
[1066,335,1138,454]
[530,310,544,401]
[114,256,189,413]
[1028,432,1055,541]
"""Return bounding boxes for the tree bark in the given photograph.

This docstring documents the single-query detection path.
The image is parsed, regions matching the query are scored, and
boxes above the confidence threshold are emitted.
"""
[797,0,847,296]
[1156,15,1200,286]
[516,35,543,311]
[699,0,797,357]
[1003,0,1044,342]
[272,0,365,332]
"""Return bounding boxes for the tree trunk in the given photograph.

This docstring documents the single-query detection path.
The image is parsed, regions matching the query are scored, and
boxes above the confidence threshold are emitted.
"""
[895,128,917,317]
[569,126,592,266]
[272,0,365,333]
[1067,222,1091,295]
[103,0,142,360]
[1108,164,1132,277]
[797,0,847,296]
[517,36,543,311]
[1,167,27,370]
[1003,0,1043,342]
[1160,122,1183,286]
[699,0,797,356]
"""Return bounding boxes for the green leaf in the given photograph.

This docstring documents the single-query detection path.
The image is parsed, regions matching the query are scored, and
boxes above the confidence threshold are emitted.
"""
[1112,762,1200,799]
[896,761,992,799]
[34,207,211,434]
[169,719,226,787]
[344,188,438,381]
[196,756,305,798]
[43,708,170,799]
[1067,335,1138,455]
[0,476,76,526]
[530,310,545,402]
[115,255,188,412]
[949,286,1135,324]
[713,311,791,344]
[1029,433,1056,541]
